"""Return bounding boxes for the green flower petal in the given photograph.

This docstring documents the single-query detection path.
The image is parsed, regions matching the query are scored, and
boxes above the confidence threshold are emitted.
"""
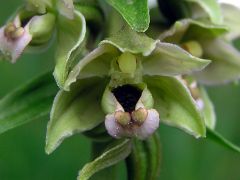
[199,86,216,129]
[145,75,206,138]
[45,77,108,154]
[54,10,86,88]
[64,44,119,91]
[221,3,240,40]
[142,42,210,76]
[78,139,132,180]
[160,19,228,43]
[186,0,222,24]
[101,26,158,56]
[195,38,240,85]
[105,0,149,32]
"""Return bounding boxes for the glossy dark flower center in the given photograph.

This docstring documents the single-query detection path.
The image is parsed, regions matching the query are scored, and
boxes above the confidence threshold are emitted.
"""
[112,84,142,113]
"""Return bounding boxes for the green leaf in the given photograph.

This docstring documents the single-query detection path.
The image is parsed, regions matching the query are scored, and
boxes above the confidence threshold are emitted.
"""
[78,139,132,180]
[186,0,222,24]
[221,3,240,40]
[160,19,228,43]
[0,72,58,134]
[64,44,119,91]
[53,10,86,88]
[207,128,240,153]
[195,38,240,85]
[145,75,206,138]
[142,42,210,76]
[45,77,108,154]
[101,26,158,56]
[105,0,149,32]
[199,87,216,129]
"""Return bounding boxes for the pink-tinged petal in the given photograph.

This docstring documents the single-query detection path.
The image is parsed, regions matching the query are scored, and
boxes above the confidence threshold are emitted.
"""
[134,109,160,139]
[105,114,125,139]
[0,17,32,63]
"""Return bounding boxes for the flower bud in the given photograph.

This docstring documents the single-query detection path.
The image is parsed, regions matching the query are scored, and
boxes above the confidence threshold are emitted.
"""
[29,13,55,45]
[0,12,55,62]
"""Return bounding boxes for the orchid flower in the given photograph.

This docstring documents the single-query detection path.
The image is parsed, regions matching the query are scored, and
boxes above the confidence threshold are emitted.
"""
[45,26,211,154]
[1,1,240,180]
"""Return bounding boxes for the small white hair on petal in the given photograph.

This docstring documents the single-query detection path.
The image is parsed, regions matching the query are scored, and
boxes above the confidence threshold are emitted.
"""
[134,109,160,139]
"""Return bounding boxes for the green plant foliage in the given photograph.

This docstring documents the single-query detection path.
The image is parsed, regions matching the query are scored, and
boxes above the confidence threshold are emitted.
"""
[78,139,132,180]
[105,0,149,32]
[0,72,58,134]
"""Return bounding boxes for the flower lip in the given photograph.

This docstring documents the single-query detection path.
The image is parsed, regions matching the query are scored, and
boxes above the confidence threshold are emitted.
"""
[104,84,159,139]
[112,84,142,113]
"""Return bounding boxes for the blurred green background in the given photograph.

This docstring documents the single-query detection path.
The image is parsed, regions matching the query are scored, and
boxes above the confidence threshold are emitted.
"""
[0,1,240,180]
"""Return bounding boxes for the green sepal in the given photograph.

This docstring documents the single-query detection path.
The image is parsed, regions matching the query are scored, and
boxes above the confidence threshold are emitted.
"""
[221,3,240,40]
[64,44,119,91]
[53,10,86,88]
[100,26,158,56]
[194,38,240,85]
[142,42,210,76]
[145,75,206,138]
[105,0,149,32]
[199,86,216,129]
[78,139,132,180]
[207,128,240,153]
[185,0,223,24]
[0,72,58,134]
[45,77,108,154]
[160,19,228,43]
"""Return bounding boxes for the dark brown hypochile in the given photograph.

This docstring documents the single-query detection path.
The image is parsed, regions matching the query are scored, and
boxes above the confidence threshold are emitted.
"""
[112,85,142,113]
